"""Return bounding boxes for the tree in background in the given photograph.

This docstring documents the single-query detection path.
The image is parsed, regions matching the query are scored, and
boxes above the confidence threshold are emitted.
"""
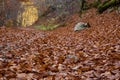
[78,0,85,16]
[0,0,5,26]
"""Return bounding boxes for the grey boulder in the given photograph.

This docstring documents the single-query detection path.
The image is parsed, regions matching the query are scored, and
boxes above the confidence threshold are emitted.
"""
[74,22,90,31]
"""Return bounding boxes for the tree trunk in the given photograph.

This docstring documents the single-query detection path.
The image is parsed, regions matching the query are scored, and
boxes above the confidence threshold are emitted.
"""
[78,0,85,17]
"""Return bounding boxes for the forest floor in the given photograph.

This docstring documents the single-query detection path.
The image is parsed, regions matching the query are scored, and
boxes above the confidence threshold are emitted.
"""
[0,9,120,80]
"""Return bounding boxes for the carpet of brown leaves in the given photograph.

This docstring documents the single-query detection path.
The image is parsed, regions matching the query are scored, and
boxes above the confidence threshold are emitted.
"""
[0,9,120,80]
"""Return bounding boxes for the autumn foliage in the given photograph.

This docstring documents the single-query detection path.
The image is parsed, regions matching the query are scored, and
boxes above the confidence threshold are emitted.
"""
[0,8,120,79]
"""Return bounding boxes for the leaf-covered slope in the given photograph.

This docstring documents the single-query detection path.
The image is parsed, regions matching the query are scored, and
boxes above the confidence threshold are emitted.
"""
[0,9,120,80]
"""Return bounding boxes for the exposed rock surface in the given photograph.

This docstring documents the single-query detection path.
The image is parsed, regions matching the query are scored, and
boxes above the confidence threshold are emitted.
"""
[0,0,81,27]
[17,1,38,27]
[0,0,38,27]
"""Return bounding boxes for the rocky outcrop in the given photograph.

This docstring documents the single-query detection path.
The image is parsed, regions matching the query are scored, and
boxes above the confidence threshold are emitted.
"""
[3,0,38,27]
[1,0,82,27]
[17,1,38,27]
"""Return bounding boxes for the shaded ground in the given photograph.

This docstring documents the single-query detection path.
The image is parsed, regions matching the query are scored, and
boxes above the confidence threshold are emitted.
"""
[0,9,120,80]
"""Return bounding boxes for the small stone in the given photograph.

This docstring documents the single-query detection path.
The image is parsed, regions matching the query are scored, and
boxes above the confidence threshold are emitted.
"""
[74,22,90,31]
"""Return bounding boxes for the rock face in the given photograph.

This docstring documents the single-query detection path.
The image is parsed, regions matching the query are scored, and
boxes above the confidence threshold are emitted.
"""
[17,1,38,27]
[3,0,38,27]
[74,22,90,31]
[34,0,80,16]
[1,0,83,27]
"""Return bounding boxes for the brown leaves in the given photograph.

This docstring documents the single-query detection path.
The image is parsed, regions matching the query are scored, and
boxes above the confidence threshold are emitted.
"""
[0,8,120,79]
